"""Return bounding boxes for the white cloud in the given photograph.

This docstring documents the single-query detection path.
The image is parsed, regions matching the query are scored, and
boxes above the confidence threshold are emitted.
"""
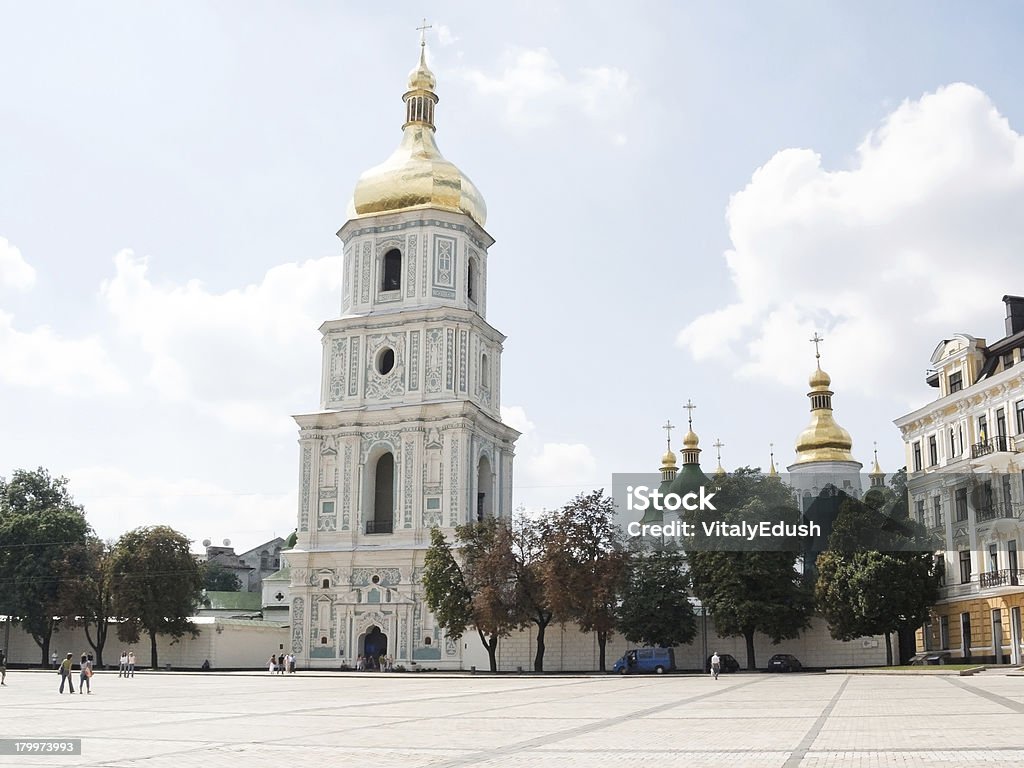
[677,83,1024,407]
[460,48,631,141]
[70,465,293,553]
[0,237,36,291]
[435,24,459,47]
[99,250,341,434]
[0,310,128,395]
[503,404,599,512]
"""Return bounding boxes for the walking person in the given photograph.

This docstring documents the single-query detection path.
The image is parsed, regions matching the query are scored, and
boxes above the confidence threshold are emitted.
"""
[127,649,136,677]
[0,648,7,685]
[710,651,721,680]
[268,654,277,674]
[276,653,285,674]
[79,653,92,694]
[58,653,75,693]
[51,651,58,669]
[119,650,128,678]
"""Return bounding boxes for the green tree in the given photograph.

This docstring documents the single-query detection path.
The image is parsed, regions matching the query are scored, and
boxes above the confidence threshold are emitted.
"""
[201,562,243,592]
[687,468,813,670]
[54,537,115,667]
[539,490,628,671]
[815,489,941,664]
[616,546,696,648]
[511,511,555,672]
[0,468,92,667]
[109,526,204,669]
[421,520,525,672]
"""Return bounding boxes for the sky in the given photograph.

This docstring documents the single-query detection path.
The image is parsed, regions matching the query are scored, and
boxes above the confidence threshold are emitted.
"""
[2,1,1024,553]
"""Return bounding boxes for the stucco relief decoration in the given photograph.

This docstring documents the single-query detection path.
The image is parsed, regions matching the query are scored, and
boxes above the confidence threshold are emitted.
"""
[445,636,458,656]
[365,333,407,400]
[360,241,371,303]
[291,597,305,654]
[351,567,401,587]
[342,444,353,530]
[329,338,347,402]
[299,445,312,532]
[356,611,388,635]
[434,236,454,286]
[408,330,421,392]
[404,440,415,528]
[348,337,360,397]
[320,443,338,488]
[359,430,401,464]
[449,438,459,526]
[406,234,417,297]
[445,329,454,391]
[458,329,467,392]
[425,328,444,393]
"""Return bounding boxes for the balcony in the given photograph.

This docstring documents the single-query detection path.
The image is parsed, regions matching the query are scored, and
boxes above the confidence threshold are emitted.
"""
[365,520,393,535]
[975,501,1017,522]
[971,435,1015,459]
[979,569,1024,589]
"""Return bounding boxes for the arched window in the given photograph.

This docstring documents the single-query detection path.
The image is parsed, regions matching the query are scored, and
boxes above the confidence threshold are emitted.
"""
[480,353,490,392]
[467,258,478,301]
[383,249,402,292]
[477,455,493,522]
[260,550,269,569]
[369,452,395,534]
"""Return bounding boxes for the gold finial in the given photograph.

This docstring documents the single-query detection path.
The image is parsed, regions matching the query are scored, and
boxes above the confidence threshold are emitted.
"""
[871,441,884,475]
[713,439,726,476]
[768,442,778,476]
[417,18,432,47]
[660,419,678,469]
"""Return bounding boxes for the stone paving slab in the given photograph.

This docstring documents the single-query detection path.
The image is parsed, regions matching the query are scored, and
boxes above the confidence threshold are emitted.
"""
[2,670,1024,767]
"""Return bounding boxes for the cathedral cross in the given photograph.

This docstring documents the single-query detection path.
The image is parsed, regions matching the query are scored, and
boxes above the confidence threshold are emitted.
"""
[662,420,675,450]
[683,399,696,428]
[417,18,432,45]
[810,332,824,362]
[713,439,724,464]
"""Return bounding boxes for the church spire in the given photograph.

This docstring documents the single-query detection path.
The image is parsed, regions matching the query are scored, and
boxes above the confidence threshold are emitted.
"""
[792,332,856,464]
[870,442,886,487]
[768,442,778,476]
[660,419,678,482]
[713,439,726,477]
[405,19,438,130]
[681,399,701,466]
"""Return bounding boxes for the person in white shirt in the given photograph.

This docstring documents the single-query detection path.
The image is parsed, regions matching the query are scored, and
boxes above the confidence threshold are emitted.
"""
[710,651,721,680]
[119,650,128,678]
[127,650,136,677]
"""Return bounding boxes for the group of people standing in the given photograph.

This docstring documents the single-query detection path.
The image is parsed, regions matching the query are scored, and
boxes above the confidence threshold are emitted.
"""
[57,652,94,694]
[118,649,137,677]
[356,654,394,671]
[268,652,295,674]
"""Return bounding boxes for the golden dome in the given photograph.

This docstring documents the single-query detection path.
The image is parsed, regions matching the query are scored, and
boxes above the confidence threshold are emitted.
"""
[682,429,699,449]
[793,414,855,463]
[661,449,678,470]
[348,42,487,228]
[809,366,831,389]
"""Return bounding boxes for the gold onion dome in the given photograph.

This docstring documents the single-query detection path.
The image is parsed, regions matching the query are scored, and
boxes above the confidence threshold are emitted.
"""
[682,429,699,449]
[661,449,678,469]
[793,363,856,464]
[348,40,487,228]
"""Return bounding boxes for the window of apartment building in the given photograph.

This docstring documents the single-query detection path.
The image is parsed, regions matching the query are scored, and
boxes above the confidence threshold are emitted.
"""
[1016,399,1024,435]
[949,370,963,393]
[928,435,938,466]
[922,621,933,651]
[955,488,969,521]
[913,441,922,471]
[1003,474,1013,507]
[915,499,926,524]
[935,554,946,587]
[932,496,942,528]
[960,550,972,584]
[1003,353,1014,371]
[949,425,964,457]
[961,612,972,656]
[1010,540,1018,575]
[989,543,999,573]
[979,414,989,441]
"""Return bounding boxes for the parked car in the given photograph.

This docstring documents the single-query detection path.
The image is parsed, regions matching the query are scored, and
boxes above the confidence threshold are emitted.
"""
[613,647,676,674]
[767,653,803,672]
[706,653,741,673]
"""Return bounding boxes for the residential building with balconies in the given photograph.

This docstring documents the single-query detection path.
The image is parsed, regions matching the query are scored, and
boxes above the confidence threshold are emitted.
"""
[894,295,1024,665]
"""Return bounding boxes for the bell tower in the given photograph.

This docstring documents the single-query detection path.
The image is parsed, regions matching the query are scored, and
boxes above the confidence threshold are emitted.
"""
[285,30,519,669]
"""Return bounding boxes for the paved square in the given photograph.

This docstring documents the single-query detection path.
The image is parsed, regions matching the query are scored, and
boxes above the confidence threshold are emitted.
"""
[2,669,1024,767]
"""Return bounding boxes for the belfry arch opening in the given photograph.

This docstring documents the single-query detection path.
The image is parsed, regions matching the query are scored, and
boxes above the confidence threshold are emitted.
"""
[368,452,395,534]
[467,257,478,302]
[477,455,493,522]
[383,249,402,292]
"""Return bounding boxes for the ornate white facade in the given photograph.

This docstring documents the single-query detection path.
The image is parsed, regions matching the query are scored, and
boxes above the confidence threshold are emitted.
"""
[284,41,519,669]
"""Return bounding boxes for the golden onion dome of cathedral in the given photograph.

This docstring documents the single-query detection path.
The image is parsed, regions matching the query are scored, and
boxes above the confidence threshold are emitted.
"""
[793,364,856,464]
[661,449,678,469]
[347,42,487,228]
[682,429,699,449]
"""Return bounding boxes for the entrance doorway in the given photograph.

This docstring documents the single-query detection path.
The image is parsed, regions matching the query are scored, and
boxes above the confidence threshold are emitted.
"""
[361,626,388,668]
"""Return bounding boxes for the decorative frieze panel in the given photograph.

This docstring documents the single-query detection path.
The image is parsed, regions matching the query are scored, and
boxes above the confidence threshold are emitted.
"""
[348,337,360,397]
[291,597,305,654]
[341,444,353,531]
[299,445,312,532]
[425,328,443,393]
[408,330,421,391]
[406,234,417,298]
[351,567,402,586]
[360,242,371,303]
[328,338,347,402]
[458,329,468,393]
[445,329,455,391]
[433,235,456,288]
[404,439,415,528]
[365,333,407,400]
[449,437,460,526]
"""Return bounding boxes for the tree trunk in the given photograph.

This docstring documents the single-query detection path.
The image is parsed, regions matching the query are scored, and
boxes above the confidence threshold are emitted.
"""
[884,631,893,666]
[744,629,757,670]
[486,636,498,672]
[37,632,51,669]
[533,618,547,672]
[597,630,608,672]
[897,624,917,665]
[85,620,109,668]
[150,629,159,670]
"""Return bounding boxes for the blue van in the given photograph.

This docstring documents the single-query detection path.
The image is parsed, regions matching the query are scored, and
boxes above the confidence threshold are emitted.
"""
[613,647,675,674]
